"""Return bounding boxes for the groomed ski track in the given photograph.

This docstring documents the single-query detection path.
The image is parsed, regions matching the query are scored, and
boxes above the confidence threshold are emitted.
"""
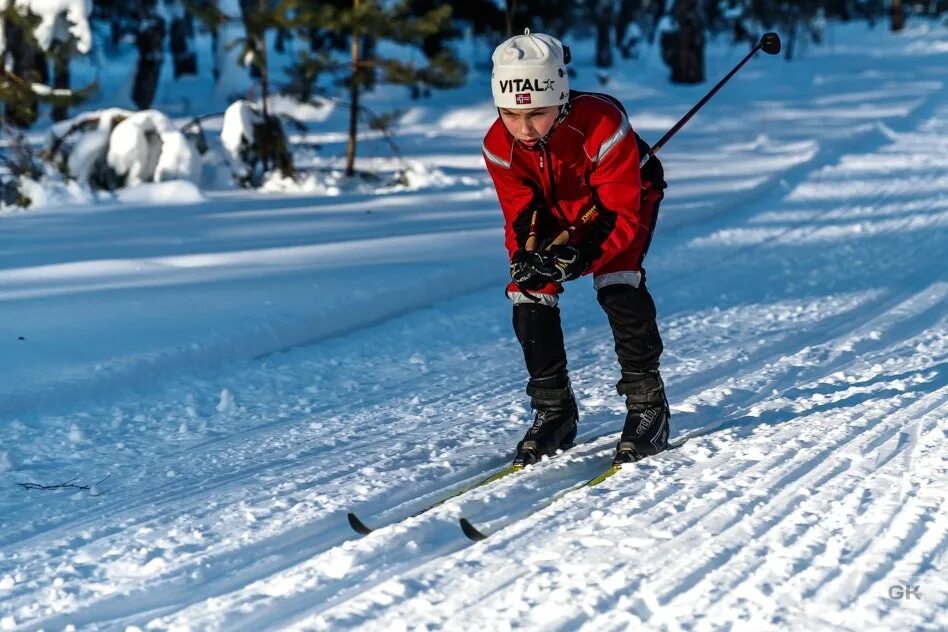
[1,25,946,631]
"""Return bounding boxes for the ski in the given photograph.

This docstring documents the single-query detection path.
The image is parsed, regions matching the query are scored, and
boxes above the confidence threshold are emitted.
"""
[457,437,689,541]
[346,463,524,536]
[345,430,620,536]
[459,517,489,541]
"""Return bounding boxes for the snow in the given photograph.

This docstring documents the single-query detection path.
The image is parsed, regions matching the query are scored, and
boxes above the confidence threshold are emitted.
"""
[258,160,462,196]
[68,108,133,134]
[657,15,676,35]
[106,118,160,185]
[0,20,946,632]
[216,388,237,415]
[17,174,91,207]
[153,130,201,183]
[65,127,108,182]
[29,83,72,97]
[113,180,205,204]
[267,94,335,123]
[221,100,260,158]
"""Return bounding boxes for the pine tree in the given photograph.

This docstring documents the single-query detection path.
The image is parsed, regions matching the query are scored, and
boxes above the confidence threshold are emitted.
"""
[132,3,166,109]
[90,0,138,52]
[1,10,47,127]
[615,0,644,59]
[184,0,228,81]
[296,0,468,177]
[660,0,705,84]
[891,0,906,30]
[0,4,93,127]
[236,0,296,178]
[446,0,504,40]
[169,3,198,78]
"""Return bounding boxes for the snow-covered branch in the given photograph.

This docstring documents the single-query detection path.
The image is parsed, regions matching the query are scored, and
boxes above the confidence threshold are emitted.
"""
[0,0,92,55]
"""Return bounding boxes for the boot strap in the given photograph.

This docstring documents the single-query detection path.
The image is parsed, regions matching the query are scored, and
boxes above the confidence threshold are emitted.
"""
[526,384,572,399]
[526,384,573,409]
[617,371,665,407]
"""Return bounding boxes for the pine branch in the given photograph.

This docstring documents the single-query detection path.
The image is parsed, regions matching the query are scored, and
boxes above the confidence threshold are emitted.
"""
[0,68,95,118]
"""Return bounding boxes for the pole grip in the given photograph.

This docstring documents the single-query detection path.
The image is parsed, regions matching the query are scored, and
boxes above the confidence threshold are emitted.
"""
[547,206,599,249]
[524,210,539,252]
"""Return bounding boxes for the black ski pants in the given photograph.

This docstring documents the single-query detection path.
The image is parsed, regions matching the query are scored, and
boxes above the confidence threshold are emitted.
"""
[513,283,664,390]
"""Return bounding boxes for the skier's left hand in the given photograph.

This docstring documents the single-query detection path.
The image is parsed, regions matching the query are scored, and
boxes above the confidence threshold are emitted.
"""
[543,244,588,282]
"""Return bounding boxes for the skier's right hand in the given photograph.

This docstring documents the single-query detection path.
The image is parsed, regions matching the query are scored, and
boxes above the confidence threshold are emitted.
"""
[510,250,556,290]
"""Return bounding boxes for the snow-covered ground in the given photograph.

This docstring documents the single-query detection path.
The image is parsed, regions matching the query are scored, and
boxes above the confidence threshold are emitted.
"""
[1,22,946,631]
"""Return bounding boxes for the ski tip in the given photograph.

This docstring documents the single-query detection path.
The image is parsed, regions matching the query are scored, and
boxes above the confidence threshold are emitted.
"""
[347,512,374,536]
[459,517,488,542]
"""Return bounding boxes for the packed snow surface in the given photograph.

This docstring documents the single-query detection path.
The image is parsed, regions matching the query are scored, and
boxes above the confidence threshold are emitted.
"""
[0,22,946,631]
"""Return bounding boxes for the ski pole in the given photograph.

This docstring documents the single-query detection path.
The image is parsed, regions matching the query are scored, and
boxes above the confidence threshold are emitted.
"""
[514,208,543,302]
[546,32,782,247]
[640,32,781,168]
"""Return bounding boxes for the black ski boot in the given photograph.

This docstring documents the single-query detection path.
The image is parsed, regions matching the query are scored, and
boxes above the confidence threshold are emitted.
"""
[614,370,670,465]
[514,378,578,467]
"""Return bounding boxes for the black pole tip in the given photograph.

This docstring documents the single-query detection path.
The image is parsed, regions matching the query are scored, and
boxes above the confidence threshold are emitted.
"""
[760,32,781,55]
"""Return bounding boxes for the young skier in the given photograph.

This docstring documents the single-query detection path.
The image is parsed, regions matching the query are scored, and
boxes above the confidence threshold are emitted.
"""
[483,29,671,467]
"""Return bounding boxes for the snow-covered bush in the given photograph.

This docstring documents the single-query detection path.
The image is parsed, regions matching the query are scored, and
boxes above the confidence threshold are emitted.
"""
[47,108,200,190]
[221,100,262,186]
[48,108,129,189]
[221,99,293,187]
[107,110,200,185]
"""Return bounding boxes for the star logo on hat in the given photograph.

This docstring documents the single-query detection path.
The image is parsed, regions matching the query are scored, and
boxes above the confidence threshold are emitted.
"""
[515,93,532,105]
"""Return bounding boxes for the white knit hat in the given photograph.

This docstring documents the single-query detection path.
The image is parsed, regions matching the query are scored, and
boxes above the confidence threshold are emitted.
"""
[491,29,570,109]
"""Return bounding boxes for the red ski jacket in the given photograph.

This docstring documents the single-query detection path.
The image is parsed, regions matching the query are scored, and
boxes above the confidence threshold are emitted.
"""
[483,91,664,293]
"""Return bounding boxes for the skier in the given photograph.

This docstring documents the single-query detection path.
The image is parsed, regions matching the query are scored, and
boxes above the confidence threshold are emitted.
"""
[483,29,671,467]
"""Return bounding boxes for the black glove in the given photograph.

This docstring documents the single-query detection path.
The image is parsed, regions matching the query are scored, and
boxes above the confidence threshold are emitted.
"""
[510,250,557,290]
[543,244,588,282]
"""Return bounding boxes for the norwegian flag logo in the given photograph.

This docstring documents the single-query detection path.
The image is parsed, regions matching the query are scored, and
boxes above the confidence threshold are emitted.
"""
[515,93,532,105]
